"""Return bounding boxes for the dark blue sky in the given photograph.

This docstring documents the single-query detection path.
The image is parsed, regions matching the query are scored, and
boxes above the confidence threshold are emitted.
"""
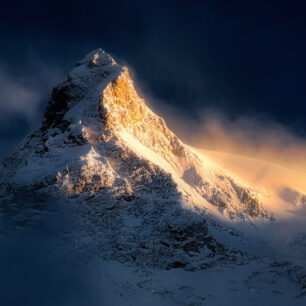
[1,0,306,158]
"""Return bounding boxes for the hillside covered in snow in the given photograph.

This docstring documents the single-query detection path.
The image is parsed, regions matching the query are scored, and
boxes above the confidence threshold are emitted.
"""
[1,49,306,305]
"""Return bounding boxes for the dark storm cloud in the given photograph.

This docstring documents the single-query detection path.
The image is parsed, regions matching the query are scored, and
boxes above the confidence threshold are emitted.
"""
[1,0,306,158]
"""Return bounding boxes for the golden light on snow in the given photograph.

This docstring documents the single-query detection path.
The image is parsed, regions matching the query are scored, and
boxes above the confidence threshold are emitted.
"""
[191,147,306,216]
[169,113,306,173]
[103,67,145,127]
[47,48,306,221]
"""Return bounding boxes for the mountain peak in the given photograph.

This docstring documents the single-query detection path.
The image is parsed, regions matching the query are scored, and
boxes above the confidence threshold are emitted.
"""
[1,49,273,221]
[1,50,306,298]
[41,48,122,132]
[76,48,117,67]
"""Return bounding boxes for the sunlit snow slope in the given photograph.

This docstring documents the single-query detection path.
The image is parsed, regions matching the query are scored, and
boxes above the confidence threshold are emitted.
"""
[194,149,306,219]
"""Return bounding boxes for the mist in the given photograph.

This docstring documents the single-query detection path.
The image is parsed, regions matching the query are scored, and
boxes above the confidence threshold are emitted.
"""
[150,99,306,173]
[0,57,64,160]
[147,99,306,258]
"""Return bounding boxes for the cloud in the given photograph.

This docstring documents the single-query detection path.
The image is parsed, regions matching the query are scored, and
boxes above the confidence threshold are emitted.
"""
[0,70,41,119]
[194,111,306,173]
[0,58,64,126]
[0,56,64,158]
[147,96,306,173]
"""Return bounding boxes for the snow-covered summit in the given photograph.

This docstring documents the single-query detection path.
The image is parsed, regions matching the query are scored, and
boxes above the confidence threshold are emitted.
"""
[76,48,117,67]
[0,48,282,270]
[42,48,121,131]
[1,48,272,221]
[2,49,306,302]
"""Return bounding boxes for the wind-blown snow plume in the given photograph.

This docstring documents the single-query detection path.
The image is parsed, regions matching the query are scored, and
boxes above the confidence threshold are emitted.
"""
[159,108,306,173]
